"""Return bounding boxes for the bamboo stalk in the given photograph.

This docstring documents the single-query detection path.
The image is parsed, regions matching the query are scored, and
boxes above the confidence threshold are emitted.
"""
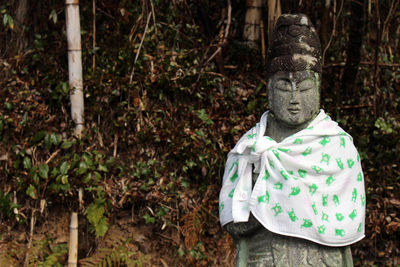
[68,212,78,267]
[243,0,263,43]
[260,20,266,63]
[66,0,84,137]
[267,0,281,41]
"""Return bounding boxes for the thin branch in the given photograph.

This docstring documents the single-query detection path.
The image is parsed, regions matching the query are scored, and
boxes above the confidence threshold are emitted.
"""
[333,104,372,109]
[373,1,381,115]
[45,149,61,164]
[381,0,399,42]
[324,61,400,68]
[92,0,96,72]
[23,207,37,267]
[129,12,152,84]
[203,0,231,66]
[149,0,157,36]
[322,0,344,66]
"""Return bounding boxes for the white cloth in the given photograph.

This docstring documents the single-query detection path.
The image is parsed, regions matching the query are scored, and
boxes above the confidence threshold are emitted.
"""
[219,110,365,247]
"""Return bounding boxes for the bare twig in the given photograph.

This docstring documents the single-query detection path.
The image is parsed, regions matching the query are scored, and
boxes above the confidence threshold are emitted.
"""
[23,208,37,267]
[45,149,61,164]
[203,0,231,66]
[333,104,372,109]
[373,2,381,115]
[113,134,118,158]
[92,0,96,72]
[361,61,400,67]
[322,0,344,66]
[95,6,115,20]
[149,0,157,36]
[129,12,152,84]
[381,0,399,42]
[324,61,400,68]
[205,71,228,79]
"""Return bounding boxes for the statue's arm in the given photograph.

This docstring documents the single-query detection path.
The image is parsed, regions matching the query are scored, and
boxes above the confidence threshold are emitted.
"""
[224,214,263,239]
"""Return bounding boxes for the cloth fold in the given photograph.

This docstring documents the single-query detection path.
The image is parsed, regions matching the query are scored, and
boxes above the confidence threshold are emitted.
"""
[219,109,365,247]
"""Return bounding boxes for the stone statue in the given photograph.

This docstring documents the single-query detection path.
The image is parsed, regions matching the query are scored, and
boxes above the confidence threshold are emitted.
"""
[219,14,365,267]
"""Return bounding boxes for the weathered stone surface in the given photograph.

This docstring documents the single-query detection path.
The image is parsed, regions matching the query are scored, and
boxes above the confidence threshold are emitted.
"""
[235,228,353,267]
[224,13,354,267]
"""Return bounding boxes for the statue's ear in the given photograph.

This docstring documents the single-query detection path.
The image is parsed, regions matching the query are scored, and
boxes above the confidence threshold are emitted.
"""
[267,79,273,105]
[314,72,321,94]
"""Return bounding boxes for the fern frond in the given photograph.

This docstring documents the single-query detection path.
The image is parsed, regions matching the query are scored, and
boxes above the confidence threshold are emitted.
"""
[0,240,25,266]
[180,203,209,250]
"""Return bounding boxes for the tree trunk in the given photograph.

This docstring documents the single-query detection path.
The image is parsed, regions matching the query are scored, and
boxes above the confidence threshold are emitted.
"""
[341,0,365,102]
[14,0,29,52]
[267,0,281,43]
[243,0,264,44]
[66,0,84,137]
[320,0,331,48]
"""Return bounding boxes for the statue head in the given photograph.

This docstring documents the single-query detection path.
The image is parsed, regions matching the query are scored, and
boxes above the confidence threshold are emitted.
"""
[266,14,322,127]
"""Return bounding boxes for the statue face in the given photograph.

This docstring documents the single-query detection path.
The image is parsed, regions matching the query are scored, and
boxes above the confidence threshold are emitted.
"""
[268,70,320,127]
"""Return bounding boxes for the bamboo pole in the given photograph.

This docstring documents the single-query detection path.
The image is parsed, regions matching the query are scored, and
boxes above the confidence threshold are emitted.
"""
[260,20,266,63]
[68,212,78,267]
[267,0,281,41]
[66,0,84,137]
[243,0,263,43]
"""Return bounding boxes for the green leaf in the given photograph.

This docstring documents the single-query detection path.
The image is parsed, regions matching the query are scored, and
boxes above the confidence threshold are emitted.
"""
[23,157,32,170]
[39,163,49,179]
[61,140,73,149]
[76,161,88,175]
[143,213,155,224]
[85,200,109,237]
[51,133,61,146]
[7,15,13,29]
[98,164,108,172]
[26,184,37,199]
[82,154,93,167]
[94,171,101,182]
[95,217,109,237]
[196,109,213,125]
[83,172,91,183]
[59,161,69,175]
[32,131,46,143]
[49,9,57,24]
[44,133,52,149]
[4,102,12,110]
[61,175,68,184]
[32,173,39,184]
[3,14,8,26]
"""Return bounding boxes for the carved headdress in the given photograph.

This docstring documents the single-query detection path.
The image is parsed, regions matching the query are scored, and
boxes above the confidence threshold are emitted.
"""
[266,14,322,75]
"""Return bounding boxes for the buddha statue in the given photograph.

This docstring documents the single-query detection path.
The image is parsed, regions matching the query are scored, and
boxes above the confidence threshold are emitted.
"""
[219,14,365,267]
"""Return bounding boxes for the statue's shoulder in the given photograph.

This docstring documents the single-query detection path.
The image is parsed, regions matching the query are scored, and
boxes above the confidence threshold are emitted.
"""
[236,124,258,143]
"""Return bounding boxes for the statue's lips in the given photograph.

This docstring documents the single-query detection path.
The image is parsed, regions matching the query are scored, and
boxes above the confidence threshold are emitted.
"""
[288,108,300,114]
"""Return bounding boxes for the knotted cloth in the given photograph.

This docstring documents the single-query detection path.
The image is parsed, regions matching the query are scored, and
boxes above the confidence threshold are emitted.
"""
[219,110,365,246]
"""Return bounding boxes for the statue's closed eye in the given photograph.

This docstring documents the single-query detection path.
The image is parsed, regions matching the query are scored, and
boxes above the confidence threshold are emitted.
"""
[274,78,315,92]
[274,80,292,91]
[298,79,315,91]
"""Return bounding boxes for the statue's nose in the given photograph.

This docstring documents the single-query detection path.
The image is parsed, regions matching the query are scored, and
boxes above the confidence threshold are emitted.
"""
[289,82,300,104]
[289,94,300,104]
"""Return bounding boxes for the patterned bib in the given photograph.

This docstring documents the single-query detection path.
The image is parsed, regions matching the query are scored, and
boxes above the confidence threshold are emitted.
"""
[219,110,365,246]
